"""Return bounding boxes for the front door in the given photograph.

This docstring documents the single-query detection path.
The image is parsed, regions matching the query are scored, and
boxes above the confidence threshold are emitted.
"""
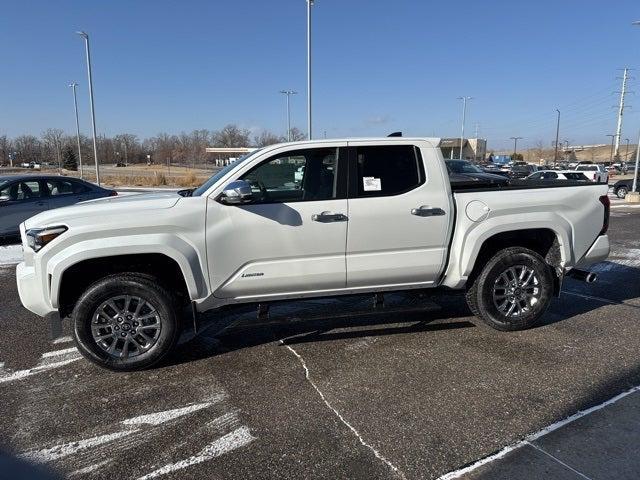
[345,142,451,288]
[206,145,349,299]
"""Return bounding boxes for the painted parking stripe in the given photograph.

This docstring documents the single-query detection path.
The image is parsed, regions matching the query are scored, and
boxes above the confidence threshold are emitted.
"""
[52,335,73,344]
[136,426,256,480]
[41,347,78,358]
[123,399,223,426]
[437,384,640,479]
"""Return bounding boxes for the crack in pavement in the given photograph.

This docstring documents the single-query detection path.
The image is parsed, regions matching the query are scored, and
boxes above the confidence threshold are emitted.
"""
[281,340,407,480]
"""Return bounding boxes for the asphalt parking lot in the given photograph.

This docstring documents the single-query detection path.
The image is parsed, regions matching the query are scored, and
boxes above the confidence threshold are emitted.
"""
[1,197,639,480]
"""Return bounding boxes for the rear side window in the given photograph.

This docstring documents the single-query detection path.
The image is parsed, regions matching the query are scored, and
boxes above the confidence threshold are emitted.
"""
[354,145,424,197]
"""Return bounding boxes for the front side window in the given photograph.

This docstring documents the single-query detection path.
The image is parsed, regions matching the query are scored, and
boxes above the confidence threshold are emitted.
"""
[241,148,338,203]
[355,145,423,197]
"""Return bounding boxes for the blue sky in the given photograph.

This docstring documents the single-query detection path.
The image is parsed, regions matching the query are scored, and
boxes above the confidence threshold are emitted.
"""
[1,0,639,150]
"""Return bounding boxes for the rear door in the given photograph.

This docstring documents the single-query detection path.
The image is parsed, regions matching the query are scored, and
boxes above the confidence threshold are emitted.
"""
[206,144,349,299]
[345,141,452,288]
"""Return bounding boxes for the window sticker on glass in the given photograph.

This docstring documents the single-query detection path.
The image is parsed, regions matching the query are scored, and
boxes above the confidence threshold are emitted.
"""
[363,176,382,191]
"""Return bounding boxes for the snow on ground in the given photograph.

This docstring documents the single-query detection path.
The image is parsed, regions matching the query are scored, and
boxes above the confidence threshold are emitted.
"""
[0,245,23,266]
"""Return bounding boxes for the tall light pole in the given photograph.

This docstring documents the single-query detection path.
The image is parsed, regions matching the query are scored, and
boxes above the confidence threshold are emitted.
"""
[69,82,84,179]
[625,138,630,161]
[632,22,640,192]
[554,109,560,165]
[306,0,314,140]
[606,134,615,163]
[280,90,298,141]
[458,96,472,160]
[510,136,523,159]
[76,31,100,185]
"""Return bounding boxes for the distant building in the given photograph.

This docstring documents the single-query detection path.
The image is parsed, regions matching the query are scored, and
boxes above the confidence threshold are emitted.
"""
[205,147,256,166]
[439,138,487,162]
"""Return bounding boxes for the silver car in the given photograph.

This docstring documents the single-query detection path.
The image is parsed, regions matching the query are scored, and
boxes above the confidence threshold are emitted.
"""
[0,175,116,239]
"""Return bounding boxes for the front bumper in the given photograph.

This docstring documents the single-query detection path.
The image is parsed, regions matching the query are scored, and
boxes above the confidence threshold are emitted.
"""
[575,234,610,268]
[16,261,55,318]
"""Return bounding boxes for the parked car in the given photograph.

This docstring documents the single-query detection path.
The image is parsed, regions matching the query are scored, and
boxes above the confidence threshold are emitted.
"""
[17,138,610,371]
[612,175,639,199]
[510,164,538,179]
[445,160,510,187]
[574,164,608,183]
[0,175,116,239]
[526,170,589,181]
[479,163,510,177]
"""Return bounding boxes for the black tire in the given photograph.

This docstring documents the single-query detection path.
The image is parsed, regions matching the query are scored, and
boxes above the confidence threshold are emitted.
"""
[616,187,628,199]
[72,273,180,371]
[465,247,553,331]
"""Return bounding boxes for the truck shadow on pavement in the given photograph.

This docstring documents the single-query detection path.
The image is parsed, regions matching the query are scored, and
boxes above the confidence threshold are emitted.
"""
[169,291,477,366]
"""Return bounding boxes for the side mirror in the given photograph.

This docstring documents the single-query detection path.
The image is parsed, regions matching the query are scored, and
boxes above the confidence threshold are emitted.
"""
[219,180,254,205]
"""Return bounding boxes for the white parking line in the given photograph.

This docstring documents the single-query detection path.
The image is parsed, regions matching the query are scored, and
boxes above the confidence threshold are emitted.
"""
[52,335,73,344]
[437,384,640,479]
[20,430,137,463]
[0,356,81,384]
[136,426,256,480]
[123,399,223,426]
[41,347,78,358]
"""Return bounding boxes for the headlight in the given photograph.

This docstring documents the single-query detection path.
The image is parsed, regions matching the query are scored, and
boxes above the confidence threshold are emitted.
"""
[26,226,68,252]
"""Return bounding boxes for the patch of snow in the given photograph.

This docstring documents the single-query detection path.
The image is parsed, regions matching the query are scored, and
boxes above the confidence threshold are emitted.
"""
[0,244,23,265]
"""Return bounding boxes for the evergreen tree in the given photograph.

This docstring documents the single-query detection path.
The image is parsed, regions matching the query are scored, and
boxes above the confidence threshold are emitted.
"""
[62,145,78,171]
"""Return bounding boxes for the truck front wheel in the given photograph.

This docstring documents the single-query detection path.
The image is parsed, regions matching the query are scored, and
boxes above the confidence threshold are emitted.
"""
[72,274,180,371]
[465,247,553,331]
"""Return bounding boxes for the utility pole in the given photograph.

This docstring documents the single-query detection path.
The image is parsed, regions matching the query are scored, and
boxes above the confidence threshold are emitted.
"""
[306,0,314,140]
[69,82,84,179]
[633,129,640,193]
[474,122,480,138]
[458,96,472,160]
[554,109,560,165]
[613,68,631,161]
[510,136,523,159]
[280,90,297,141]
[76,31,101,185]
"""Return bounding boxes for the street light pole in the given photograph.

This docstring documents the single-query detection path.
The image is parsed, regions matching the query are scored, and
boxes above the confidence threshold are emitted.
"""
[69,82,84,179]
[280,90,298,141]
[606,134,615,163]
[76,31,100,185]
[306,0,314,140]
[625,138,630,161]
[510,136,523,159]
[458,96,472,160]
[554,109,560,165]
[633,130,639,193]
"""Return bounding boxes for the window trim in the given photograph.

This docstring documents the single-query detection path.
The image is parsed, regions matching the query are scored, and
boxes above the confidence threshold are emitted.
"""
[223,147,348,205]
[347,144,426,199]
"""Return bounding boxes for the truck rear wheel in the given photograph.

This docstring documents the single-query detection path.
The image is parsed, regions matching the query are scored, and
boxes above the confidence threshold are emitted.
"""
[465,247,553,331]
[72,274,180,371]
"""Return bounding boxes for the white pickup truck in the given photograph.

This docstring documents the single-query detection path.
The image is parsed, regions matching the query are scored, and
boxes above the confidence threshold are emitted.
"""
[16,138,610,371]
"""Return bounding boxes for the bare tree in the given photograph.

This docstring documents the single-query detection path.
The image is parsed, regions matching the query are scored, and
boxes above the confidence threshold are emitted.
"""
[13,135,42,164]
[114,133,140,164]
[0,135,12,165]
[254,130,284,147]
[213,124,250,148]
[42,128,65,166]
[288,127,306,142]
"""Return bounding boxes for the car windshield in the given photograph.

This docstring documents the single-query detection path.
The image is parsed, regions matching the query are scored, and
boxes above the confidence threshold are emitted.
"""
[0,180,9,190]
[445,160,483,174]
[513,165,533,172]
[192,149,263,196]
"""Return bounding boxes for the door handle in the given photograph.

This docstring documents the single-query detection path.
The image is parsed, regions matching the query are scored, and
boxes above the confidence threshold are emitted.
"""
[36,202,46,207]
[312,211,348,223]
[411,206,445,217]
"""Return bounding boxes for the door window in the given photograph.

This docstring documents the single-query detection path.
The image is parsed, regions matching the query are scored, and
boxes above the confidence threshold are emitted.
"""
[0,181,42,201]
[241,148,339,203]
[353,145,424,197]
[46,179,75,196]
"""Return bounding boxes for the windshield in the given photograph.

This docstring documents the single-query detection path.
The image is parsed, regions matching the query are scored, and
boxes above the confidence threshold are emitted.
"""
[0,180,9,191]
[192,149,263,196]
[445,160,483,174]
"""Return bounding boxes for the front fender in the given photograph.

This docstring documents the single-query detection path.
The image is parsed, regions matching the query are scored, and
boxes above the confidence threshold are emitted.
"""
[47,234,207,309]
